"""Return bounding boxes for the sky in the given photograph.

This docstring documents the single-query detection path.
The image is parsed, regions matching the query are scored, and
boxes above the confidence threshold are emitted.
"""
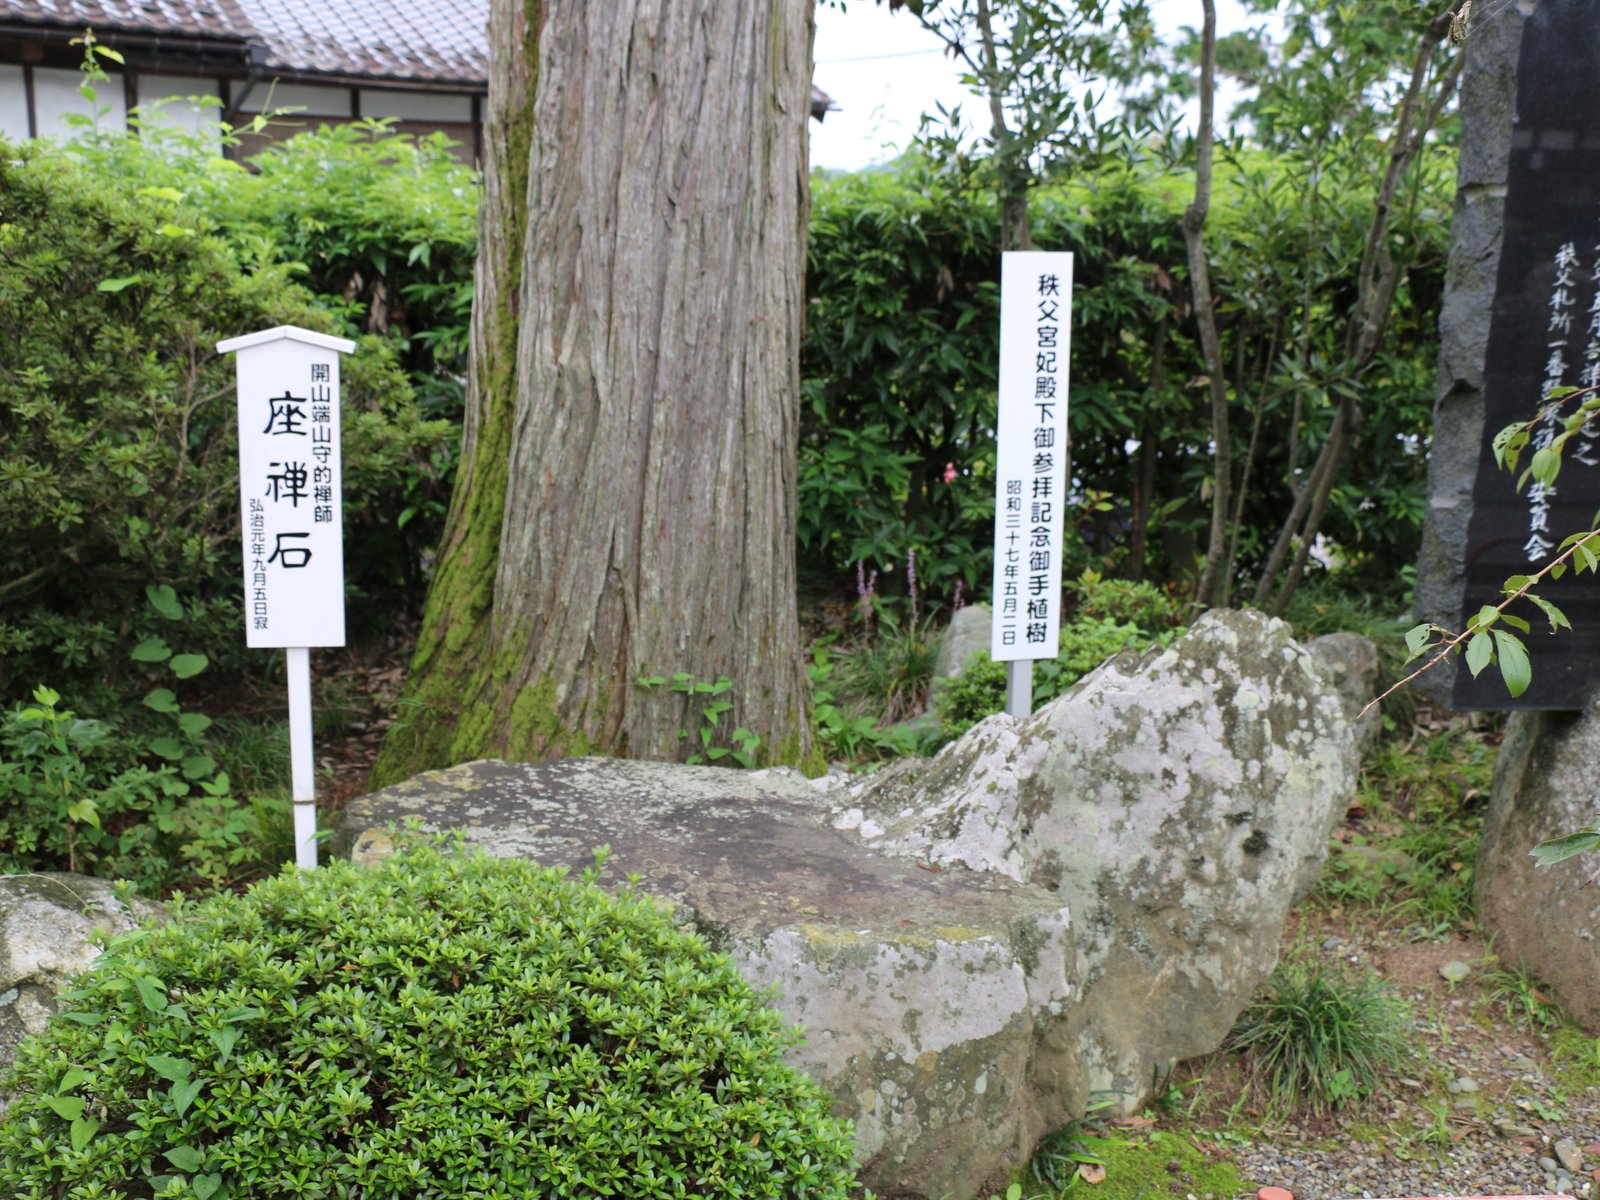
[809,0,1271,172]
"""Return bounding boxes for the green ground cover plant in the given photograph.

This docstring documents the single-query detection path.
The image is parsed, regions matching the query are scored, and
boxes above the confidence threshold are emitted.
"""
[1225,954,1413,1115]
[0,838,862,1200]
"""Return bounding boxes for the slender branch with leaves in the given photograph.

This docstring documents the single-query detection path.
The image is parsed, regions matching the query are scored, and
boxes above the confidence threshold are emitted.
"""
[1375,383,1600,872]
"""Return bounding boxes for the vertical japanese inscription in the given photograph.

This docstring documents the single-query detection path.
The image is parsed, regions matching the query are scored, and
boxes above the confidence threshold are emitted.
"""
[227,330,349,649]
[992,252,1073,662]
[1454,0,1600,709]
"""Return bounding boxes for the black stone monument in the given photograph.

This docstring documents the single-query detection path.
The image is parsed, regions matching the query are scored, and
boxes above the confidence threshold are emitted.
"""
[1453,0,1600,710]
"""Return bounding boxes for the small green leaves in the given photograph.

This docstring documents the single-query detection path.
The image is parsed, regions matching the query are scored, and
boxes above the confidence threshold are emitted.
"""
[182,754,217,781]
[145,584,185,621]
[69,1116,99,1152]
[65,798,100,829]
[210,1025,241,1067]
[148,737,184,760]
[1527,593,1570,633]
[170,654,209,680]
[58,1067,93,1093]
[1562,530,1600,572]
[1529,826,1600,868]
[131,637,172,663]
[134,976,169,1014]
[1464,630,1492,678]
[1491,630,1530,697]
[144,688,180,713]
[1403,623,1435,661]
[165,1145,205,1173]
[44,1095,85,1120]
[146,1053,192,1082]
[178,712,213,736]
[97,275,139,292]
[170,1076,203,1116]
[1525,446,1561,490]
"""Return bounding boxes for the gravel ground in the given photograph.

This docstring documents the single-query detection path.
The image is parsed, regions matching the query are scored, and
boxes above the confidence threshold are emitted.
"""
[1174,913,1600,1200]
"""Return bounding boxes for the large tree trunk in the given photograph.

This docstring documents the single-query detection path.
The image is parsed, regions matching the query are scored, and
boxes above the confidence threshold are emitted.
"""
[375,0,815,784]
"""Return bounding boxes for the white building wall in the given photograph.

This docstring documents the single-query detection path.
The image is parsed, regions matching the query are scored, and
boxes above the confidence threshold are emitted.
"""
[0,64,27,140]
[138,73,225,151]
[234,80,352,118]
[358,89,471,122]
[32,65,126,139]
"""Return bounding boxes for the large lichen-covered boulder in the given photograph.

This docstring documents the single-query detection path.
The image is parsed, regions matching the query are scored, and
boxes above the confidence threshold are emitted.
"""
[337,759,1078,1200]
[0,873,164,1083]
[825,609,1357,1105]
[1476,708,1600,1030]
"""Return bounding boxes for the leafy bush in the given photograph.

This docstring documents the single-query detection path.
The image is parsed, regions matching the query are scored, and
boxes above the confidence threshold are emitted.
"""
[801,150,1448,598]
[0,839,862,1200]
[934,621,1147,740]
[1226,957,1412,1114]
[1065,570,1187,631]
[0,684,289,894]
[809,647,921,764]
[935,576,1187,739]
[63,117,476,596]
[0,140,452,685]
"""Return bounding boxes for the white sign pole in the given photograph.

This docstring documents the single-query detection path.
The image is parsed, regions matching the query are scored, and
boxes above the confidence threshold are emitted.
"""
[218,325,356,870]
[990,251,1074,719]
[1005,660,1033,720]
[285,647,317,869]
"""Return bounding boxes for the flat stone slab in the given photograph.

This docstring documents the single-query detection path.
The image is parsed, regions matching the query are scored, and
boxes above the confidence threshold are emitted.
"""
[338,757,1079,1200]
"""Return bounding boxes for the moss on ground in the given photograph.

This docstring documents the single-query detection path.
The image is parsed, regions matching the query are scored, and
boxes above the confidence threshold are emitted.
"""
[1073,1129,1253,1200]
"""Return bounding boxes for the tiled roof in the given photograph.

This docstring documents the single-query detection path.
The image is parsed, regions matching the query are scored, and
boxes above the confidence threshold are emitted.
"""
[232,0,487,88]
[0,0,254,41]
[2,1,831,109]
[0,0,487,87]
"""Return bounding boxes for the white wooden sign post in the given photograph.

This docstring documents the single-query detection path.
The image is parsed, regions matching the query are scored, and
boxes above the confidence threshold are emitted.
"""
[990,251,1073,718]
[217,325,356,870]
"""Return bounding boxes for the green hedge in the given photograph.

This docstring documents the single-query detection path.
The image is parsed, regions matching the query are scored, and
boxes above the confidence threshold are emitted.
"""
[0,140,452,691]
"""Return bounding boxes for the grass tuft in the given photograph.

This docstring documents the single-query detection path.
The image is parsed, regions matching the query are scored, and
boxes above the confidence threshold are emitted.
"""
[1227,956,1413,1115]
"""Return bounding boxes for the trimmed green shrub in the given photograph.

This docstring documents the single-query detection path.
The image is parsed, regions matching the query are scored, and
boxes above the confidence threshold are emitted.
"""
[934,621,1147,740]
[0,839,862,1200]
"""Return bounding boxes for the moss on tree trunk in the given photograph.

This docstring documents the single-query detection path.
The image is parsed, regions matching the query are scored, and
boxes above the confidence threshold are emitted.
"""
[375,0,815,786]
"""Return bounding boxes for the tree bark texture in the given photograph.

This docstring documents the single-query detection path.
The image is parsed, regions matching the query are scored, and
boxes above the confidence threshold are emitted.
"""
[376,0,815,783]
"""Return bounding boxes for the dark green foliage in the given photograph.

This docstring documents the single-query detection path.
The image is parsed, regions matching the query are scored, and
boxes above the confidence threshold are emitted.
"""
[0,684,290,894]
[0,839,862,1200]
[0,141,451,689]
[935,573,1187,737]
[1226,957,1412,1115]
[61,118,475,603]
[801,148,1448,600]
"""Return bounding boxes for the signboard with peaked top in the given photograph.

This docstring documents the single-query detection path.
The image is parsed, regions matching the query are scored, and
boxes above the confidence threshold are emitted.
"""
[218,324,356,870]
[990,250,1073,716]
[220,324,354,651]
